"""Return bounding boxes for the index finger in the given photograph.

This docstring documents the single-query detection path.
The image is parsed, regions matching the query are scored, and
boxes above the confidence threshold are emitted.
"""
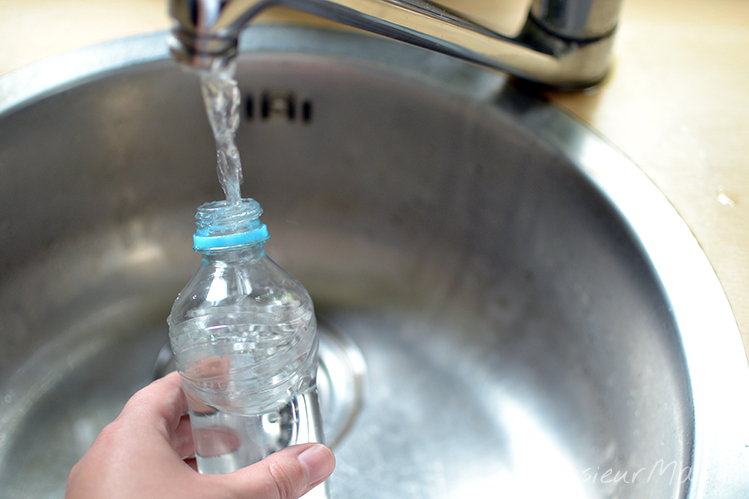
[122,371,189,440]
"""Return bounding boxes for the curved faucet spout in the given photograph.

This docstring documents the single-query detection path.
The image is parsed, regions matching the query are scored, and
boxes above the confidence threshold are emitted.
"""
[168,0,623,88]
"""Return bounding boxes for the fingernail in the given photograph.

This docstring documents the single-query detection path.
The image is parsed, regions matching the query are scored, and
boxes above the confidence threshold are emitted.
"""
[298,444,335,485]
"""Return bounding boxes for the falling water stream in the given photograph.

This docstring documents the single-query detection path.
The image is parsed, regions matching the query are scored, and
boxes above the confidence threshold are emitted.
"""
[200,63,244,203]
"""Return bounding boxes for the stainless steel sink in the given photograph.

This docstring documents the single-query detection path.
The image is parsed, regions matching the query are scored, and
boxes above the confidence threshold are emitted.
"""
[1,26,748,498]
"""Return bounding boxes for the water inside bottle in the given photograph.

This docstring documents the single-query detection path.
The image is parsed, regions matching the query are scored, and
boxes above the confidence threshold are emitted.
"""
[185,382,324,474]
[172,313,324,472]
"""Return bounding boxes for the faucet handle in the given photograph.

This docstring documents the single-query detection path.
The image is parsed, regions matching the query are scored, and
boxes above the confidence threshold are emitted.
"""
[530,0,624,41]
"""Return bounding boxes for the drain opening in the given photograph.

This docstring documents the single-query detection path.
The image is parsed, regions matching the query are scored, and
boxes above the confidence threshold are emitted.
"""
[245,90,313,124]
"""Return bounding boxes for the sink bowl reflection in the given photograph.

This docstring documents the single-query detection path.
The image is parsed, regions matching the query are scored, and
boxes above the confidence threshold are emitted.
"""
[0,26,748,498]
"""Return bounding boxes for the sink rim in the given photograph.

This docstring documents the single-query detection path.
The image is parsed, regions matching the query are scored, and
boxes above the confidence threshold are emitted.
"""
[1,25,748,497]
[519,99,749,496]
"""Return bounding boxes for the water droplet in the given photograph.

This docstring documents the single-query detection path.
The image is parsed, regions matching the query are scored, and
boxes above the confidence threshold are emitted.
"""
[717,186,736,207]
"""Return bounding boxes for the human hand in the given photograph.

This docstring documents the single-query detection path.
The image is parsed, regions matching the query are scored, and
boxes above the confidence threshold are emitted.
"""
[65,371,335,499]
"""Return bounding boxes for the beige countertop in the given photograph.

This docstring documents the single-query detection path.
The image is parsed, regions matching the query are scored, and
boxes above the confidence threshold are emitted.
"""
[2,0,749,364]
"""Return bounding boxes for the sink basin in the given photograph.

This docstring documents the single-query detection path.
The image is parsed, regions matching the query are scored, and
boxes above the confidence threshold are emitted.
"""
[1,26,747,498]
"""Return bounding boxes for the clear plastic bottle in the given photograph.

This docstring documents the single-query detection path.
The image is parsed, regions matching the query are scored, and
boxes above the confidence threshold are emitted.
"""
[168,198,327,495]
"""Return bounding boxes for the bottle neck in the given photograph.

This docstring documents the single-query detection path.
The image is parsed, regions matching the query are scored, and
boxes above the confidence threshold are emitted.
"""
[193,198,269,253]
[200,241,266,262]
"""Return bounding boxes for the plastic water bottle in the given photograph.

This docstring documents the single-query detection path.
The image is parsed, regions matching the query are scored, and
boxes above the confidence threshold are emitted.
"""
[168,198,327,495]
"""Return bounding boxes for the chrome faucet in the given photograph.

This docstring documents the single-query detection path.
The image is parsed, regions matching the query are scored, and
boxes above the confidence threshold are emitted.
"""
[168,0,623,88]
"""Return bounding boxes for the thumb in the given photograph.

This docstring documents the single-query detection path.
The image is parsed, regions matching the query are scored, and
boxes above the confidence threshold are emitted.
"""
[219,443,335,499]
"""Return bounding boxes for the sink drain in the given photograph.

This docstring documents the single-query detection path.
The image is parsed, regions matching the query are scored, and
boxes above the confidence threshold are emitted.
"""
[152,316,366,448]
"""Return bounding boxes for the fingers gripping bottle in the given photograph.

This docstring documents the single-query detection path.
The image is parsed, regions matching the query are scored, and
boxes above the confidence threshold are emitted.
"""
[168,199,328,495]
